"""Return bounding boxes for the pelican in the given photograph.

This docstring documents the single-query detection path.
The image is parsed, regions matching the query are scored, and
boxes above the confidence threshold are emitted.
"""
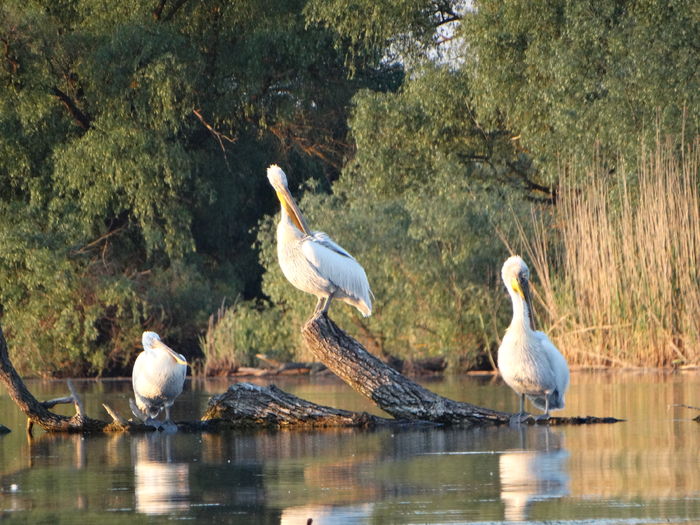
[498,256,569,418]
[131,331,187,429]
[266,164,372,317]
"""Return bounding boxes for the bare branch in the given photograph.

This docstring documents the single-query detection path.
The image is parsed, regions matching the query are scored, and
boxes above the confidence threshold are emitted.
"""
[193,108,236,152]
[66,380,86,417]
[51,86,91,130]
[41,396,74,409]
[152,0,167,20]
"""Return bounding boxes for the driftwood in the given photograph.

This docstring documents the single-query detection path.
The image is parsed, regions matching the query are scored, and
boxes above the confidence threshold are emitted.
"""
[200,382,396,429]
[0,313,621,434]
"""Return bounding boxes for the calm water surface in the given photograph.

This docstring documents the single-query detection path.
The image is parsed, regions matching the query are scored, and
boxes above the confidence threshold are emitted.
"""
[1,371,699,524]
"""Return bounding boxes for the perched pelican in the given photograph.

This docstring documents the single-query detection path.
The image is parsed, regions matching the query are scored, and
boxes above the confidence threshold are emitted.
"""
[266,164,372,317]
[498,256,569,417]
[131,331,187,429]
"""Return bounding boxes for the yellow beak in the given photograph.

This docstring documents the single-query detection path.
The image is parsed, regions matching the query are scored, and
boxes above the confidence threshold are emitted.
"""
[153,340,188,365]
[275,187,310,235]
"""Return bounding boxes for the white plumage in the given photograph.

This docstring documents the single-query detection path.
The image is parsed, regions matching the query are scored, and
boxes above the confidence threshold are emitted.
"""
[267,164,372,317]
[131,331,187,428]
[498,256,569,416]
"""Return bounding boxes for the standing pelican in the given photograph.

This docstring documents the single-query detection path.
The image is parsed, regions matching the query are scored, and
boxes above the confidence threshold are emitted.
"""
[498,256,569,418]
[131,331,187,429]
[266,164,372,317]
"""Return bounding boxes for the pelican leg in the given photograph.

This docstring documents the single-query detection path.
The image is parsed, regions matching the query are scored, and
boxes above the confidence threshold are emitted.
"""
[535,396,552,422]
[320,292,336,317]
[144,417,161,429]
[161,407,178,433]
[510,394,529,425]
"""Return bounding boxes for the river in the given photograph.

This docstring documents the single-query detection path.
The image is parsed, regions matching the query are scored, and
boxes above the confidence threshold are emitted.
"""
[1,371,699,523]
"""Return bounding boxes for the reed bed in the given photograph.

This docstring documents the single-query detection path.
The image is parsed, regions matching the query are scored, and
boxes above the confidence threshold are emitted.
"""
[526,138,700,367]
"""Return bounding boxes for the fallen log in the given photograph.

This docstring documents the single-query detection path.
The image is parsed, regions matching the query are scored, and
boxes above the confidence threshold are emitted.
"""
[0,313,621,433]
[200,382,398,429]
[301,313,622,426]
[0,323,410,433]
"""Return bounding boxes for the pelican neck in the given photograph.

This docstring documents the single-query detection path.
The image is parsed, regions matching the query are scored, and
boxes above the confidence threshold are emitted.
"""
[509,291,533,332]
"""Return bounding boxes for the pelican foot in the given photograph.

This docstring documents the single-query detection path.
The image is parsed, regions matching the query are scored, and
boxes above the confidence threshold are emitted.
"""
[509,412,532,426]
[144,417,162,429]
[535,413,551,422]
[159,420,179,433]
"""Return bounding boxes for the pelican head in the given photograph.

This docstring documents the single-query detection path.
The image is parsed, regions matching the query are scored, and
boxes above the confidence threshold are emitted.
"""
[267,164,310,235]
[141,331,187,365]
[266,164,289,190]
[142,331,161,350]
[502,255,535,330]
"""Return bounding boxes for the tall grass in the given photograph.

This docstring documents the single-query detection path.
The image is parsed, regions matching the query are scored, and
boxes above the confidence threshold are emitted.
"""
[527,138,700,367]
[197,299,296,376]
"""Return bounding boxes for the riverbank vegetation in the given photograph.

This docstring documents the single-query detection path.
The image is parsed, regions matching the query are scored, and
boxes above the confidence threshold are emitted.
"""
[0,0,697,376]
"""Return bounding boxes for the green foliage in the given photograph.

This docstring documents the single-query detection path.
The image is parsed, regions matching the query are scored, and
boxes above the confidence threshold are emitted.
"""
[199,300,295,375]
[0,0,394,376]
[463,0,700,175]
[232,172,524,369]
[345,64,524,197]
[305,0,456,65]
[2,0,697,375]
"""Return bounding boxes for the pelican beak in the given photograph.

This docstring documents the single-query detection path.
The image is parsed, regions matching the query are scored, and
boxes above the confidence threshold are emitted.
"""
[275,186,311,235]
[153,340,188,365]
[512,275,536,330]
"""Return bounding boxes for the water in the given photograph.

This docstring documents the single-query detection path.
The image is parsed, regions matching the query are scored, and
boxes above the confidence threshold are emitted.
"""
[1,371,699,524]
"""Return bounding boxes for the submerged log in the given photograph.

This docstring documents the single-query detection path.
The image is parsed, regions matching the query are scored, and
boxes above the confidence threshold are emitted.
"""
[302,314,509,426]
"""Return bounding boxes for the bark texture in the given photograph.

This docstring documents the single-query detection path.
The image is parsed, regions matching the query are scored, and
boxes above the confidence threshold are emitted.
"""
[0,325,111,432]
[302,314,511,426]
[201,382,394,429]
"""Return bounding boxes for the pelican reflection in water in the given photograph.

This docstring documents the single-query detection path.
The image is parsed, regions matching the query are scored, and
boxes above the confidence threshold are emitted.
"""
[499,427,569,521]
[131,331,187,430]
[498,256,569,417]
[133,433,190,515]
[266,164,372,317]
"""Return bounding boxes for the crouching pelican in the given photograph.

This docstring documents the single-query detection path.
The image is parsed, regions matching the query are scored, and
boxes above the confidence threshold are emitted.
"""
[266,164,372,317]
[131,331,187,430]
[498,256,569,419]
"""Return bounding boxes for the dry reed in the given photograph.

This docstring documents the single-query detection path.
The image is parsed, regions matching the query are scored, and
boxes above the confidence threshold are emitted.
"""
[525,138,700,367]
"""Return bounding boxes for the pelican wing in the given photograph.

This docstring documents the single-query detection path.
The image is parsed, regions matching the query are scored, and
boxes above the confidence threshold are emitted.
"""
[300,231,372,315]
[534,331,569,406]
[307,231,355,259]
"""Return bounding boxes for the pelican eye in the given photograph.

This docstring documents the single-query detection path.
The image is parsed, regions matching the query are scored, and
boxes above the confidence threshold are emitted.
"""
[510,277,523,298]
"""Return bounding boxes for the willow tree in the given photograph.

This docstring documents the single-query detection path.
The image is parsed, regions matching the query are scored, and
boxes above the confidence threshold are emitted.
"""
[462,0,700,176]
[234,0,699,370]
[0,0,398,376]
